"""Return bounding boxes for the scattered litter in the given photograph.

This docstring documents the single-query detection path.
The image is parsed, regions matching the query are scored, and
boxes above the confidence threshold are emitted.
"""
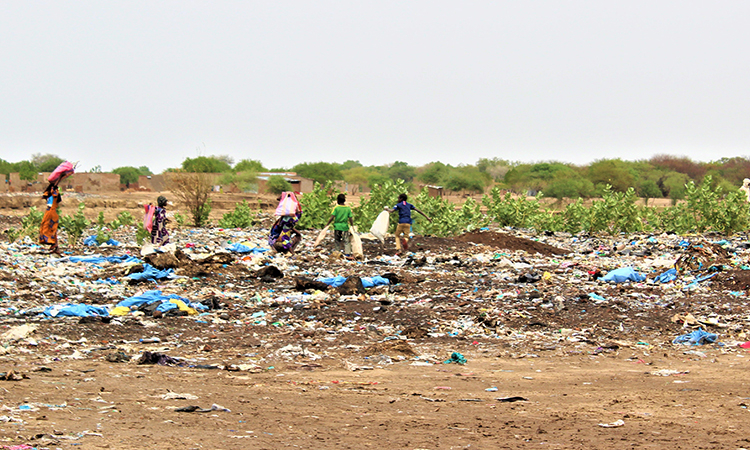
[598,419,625,428]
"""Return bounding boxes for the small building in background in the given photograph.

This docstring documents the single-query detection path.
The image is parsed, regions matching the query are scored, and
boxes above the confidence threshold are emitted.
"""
[425,185,444,198]
[256,172,314,194]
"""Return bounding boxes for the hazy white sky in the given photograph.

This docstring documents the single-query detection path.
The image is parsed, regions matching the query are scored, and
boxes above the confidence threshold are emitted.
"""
[1,1,749,173]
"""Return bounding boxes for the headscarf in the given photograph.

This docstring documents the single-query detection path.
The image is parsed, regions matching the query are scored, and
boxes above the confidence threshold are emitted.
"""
[157,196,168,207]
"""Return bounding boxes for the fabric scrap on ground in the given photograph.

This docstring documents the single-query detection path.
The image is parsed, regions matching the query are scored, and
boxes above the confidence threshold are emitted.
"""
[44,303,108,318]
[602,267,646,283]
[57,255,141,265]
[317,276,390,288]
[126,264,175,282]
[672,329,718,346]
[225,243,268,254]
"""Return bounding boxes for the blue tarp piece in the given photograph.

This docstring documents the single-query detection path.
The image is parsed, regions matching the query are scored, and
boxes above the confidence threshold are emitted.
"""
[60,255,141,265]
[317,276,391,288]
[84,236,120,246]
[362,276,390,288]
[126,264,175,282]
[44,303,108,317]
[654,268,678,284]
[588,293,607,302]
[672,329,718,345]
[226,243,267,254]
[317,276,347,287]
[115,290,207,312]
[694,272,719,283]
[602,267,647,283]
[684,272,719,290]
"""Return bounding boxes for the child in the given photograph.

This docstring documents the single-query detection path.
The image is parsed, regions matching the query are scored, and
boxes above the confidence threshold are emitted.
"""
[150,196,170,246]
[326,193,354,254]
[386,193,431,254]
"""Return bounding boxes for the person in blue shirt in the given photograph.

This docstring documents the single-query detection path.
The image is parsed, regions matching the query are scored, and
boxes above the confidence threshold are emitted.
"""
[386,193,431,254]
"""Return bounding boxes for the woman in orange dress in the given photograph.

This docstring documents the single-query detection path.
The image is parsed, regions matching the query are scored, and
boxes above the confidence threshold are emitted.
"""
[39,183,62,255]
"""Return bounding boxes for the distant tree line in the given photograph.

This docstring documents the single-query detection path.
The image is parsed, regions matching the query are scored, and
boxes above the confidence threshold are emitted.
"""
[4,153,750,199]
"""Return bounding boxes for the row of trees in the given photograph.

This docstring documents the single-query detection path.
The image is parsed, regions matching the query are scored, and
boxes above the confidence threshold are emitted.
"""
[171,154,750,200]
[0,154,154,185]
[0,154,67,181]
[4,153,750,200]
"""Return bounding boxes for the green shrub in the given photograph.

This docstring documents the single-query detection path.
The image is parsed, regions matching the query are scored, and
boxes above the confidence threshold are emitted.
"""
[352,179,409,232]
[297,181,339,230]
[59,203,90,246]
[116,211,135,226]
[219,200,254,228]
[135,223,151,245]
[266,175,292,195]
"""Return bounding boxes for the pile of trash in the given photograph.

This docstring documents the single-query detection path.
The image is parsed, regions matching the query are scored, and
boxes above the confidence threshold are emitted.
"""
[0,211,748,375]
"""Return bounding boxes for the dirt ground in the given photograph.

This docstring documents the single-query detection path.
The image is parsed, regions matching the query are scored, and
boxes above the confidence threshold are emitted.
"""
[3,347,748,450]
[0,191,748,449]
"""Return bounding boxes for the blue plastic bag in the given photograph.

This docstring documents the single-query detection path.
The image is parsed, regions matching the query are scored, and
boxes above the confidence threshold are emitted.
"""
[672,329,718,345]
[602,267,646,283]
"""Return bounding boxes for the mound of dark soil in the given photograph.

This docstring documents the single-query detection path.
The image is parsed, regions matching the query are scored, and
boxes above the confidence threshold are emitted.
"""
[455,230,568,256]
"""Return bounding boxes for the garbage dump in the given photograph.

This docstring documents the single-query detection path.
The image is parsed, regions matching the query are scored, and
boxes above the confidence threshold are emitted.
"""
[1,210,749,447]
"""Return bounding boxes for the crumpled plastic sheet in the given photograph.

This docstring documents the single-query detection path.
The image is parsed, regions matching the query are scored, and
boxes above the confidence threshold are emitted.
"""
[57,255,141,265]
[44,303,108,317]
[126,264,175,282]
[602,267,646,283]
[225,243,268,254]
[672,329,718,346]
[653,268,677,284]
[443,352,467,364]
[113,290,207,315]
[317,276,391,288]
[83,235,120,247]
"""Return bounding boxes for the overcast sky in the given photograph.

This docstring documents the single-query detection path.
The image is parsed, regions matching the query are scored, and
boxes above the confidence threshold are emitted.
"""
[1,1,749,173]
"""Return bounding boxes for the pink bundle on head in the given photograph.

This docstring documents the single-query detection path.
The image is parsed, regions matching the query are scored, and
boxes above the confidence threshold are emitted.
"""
[275,191,300,217]
[48,161,76,184]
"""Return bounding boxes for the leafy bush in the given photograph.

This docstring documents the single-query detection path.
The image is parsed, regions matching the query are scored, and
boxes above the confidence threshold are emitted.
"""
[219,200,255,228]
[5,207,44,243]
[59,203,90,246]
[22,206,44,231]
[297,181,339,230]
[116,211,135,226]
[95,227,112,245]
[352,179,409,232]
[482,189,543,229]
[295,171,750,238]
[266,175,292,194]
[135,223,151,245]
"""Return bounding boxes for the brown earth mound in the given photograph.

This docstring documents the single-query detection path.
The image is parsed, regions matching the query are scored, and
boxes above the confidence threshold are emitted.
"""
[712,269,750,291]
[455,230,569,256]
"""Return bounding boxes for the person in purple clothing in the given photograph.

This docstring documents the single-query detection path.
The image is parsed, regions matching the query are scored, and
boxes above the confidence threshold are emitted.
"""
[150,196,170,246]
[386,193,431,254]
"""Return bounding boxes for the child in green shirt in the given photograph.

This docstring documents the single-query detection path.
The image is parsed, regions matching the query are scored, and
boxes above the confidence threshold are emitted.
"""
[326,193,354,254]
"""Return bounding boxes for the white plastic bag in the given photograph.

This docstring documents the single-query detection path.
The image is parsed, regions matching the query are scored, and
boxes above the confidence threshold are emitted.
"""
[350,226,363,258]
[275,192,299,217]
[313,225,329,247]
[370,211,390,244]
